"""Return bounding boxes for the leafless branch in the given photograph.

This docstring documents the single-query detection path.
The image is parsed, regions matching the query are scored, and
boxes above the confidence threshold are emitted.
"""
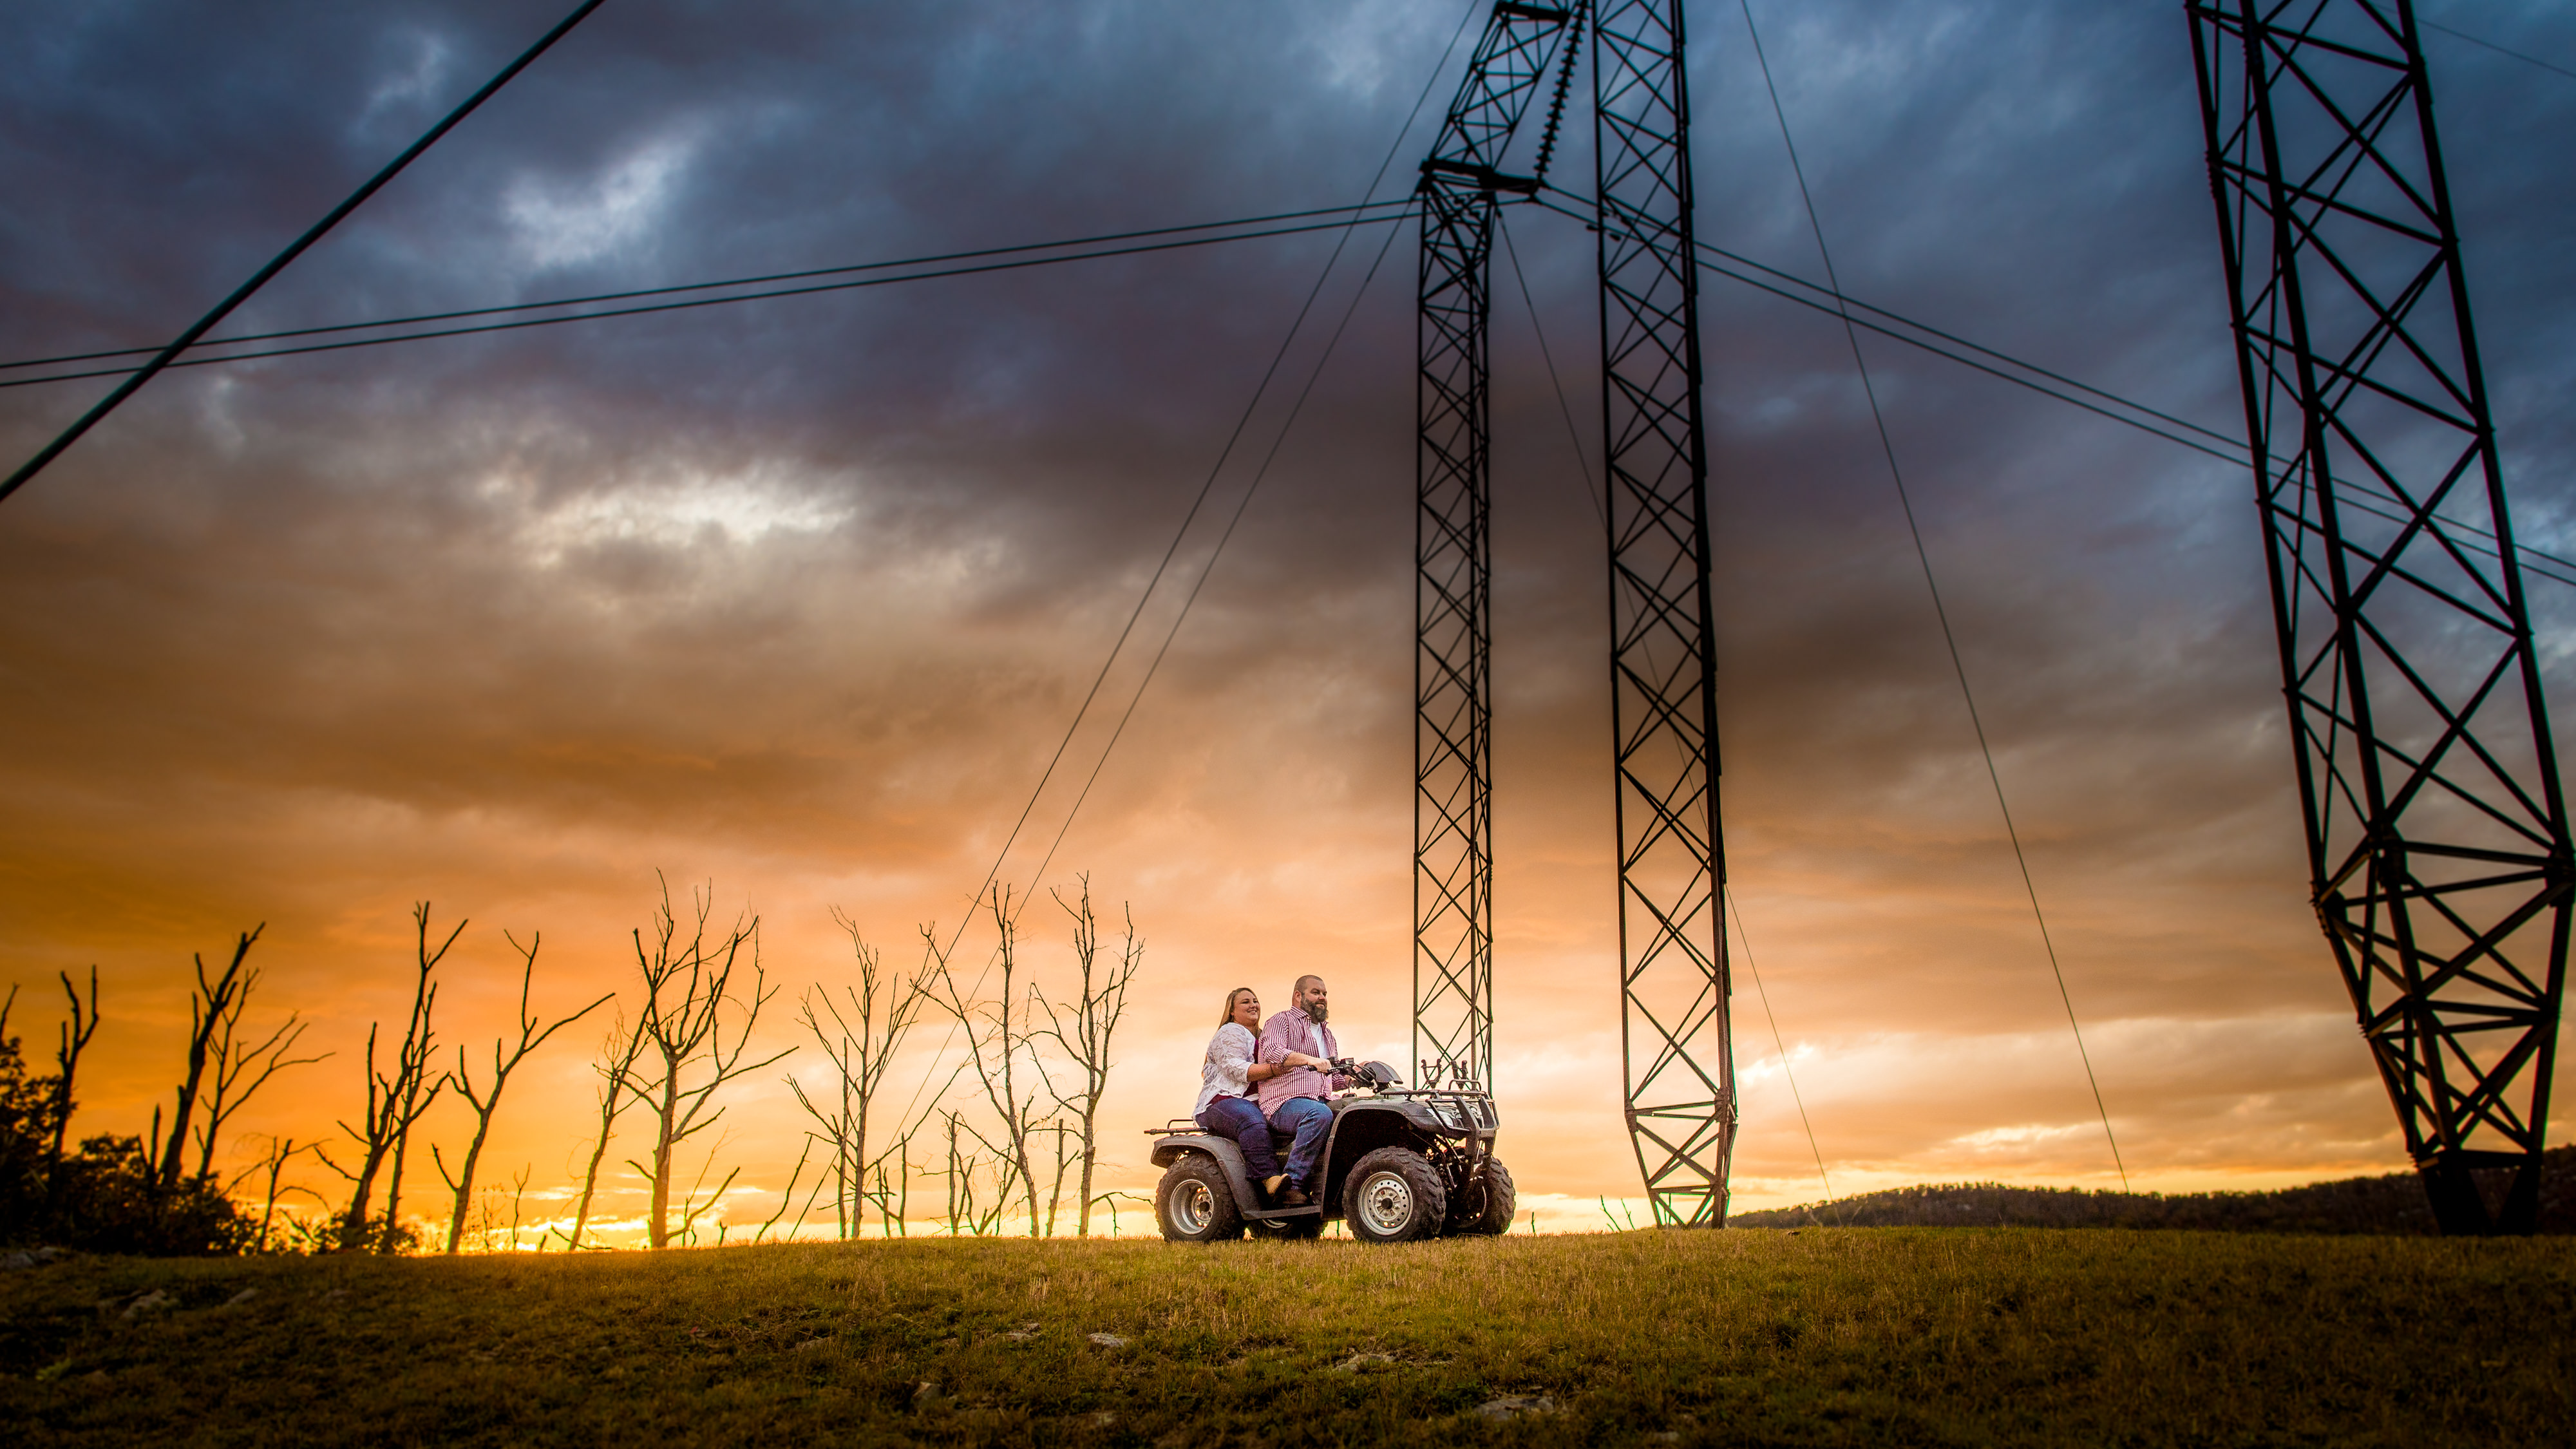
[617,875,793,1247]
[154,925,263,1189]
[333,904,455,1252]
[435,929,613,1253]
[1028,878,1142,1235]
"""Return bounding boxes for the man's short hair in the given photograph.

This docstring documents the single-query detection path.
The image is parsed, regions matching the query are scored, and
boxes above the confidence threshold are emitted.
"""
[1292,974,1324,998]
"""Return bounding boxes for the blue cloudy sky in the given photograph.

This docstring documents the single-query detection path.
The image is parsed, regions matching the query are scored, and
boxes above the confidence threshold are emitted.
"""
[2,1,2571,1236]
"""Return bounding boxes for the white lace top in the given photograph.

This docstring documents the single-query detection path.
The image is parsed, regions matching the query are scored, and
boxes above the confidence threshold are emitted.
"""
[1194,1021,1257,1117]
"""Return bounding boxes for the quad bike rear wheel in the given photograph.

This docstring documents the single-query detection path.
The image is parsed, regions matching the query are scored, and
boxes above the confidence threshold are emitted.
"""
[1155,1156,1244,1242]
[1341,1147,1447,1243]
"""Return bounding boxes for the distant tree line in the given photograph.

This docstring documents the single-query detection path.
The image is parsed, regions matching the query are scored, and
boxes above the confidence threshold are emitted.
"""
[1,871,1143,1256]
[1730,1153,2575,1235]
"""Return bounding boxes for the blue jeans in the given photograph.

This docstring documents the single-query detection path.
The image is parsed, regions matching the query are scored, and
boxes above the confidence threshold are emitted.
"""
[1195,1096,1280,1182]
[1267,1095,1334,1191]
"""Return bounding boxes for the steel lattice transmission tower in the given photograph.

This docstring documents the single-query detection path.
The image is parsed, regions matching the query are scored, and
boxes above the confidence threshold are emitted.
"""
[1415,2,1582,1103]
[1590,0,1730,1227]
[1414,0,1733,1226]
[2191,0,2572,1234]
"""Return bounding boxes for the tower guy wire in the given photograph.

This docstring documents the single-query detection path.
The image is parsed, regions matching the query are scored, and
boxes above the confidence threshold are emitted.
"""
[1727,887,1836,1218]
[878,0,1490,1147]
[1007,198,1411,912]
[1738,0,2127,1189]
[1506,204,1835,1220]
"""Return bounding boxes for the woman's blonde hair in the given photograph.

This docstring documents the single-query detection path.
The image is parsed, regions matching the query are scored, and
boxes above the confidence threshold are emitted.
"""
[1218,986,1258,1027]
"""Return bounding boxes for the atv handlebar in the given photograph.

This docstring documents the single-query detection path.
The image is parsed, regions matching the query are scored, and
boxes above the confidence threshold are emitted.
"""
[1331,1058,1404,1091]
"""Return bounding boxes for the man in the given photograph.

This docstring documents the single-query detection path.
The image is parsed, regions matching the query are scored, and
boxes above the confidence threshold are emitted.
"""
[1255,974,1347,1208]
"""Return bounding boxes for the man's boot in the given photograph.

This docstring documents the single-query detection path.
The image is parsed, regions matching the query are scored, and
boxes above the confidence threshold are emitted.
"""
[1277,1186,1311,1208]
[1262,1175,1287,1202]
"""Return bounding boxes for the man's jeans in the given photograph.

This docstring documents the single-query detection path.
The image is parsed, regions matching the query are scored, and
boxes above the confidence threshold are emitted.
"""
[1195,1096,1280,1181]
[1267,1095,1334,1191]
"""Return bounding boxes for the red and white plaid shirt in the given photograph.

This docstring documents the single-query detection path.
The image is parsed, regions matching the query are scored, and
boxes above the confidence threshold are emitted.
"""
[1255,1009,1340,1115]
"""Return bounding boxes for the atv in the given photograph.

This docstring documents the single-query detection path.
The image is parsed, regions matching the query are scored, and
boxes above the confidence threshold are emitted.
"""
[1146,1060,1515,1243]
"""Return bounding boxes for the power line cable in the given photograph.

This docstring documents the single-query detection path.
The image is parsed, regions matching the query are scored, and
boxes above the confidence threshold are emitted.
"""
[880,0,1490,1144]
[0,200,1414,378]
[1530,188,2249,462]
[1524,189,2576,592]
[1,211,1414,390]
[0,0,609,506]
[2422,17,2576,83]
[44,167,2568,598]
[1739,0,2128,1190]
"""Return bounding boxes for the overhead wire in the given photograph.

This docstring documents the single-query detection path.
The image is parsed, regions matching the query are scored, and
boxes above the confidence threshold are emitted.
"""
[0,209,1415,390]
[1738,0,2128,1190]
[0,0,609,505]
[2422,17,2576,83]
[0,200,1415,382]
[32,175,2567,591]
[1524,187,2576,592]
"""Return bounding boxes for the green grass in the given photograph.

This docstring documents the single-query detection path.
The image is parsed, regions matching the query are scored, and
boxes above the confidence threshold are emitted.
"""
[4,1229,2571,1446]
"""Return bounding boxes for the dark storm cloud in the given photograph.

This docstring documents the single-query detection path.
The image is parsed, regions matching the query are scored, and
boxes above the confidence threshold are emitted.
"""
[3,1,2572,1207]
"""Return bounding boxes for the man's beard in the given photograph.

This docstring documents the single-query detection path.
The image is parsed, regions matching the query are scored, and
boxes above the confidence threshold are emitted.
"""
[1303,1001,1329,1025]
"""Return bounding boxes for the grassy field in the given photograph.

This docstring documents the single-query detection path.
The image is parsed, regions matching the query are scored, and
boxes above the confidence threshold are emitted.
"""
[4,1229,2571,1446]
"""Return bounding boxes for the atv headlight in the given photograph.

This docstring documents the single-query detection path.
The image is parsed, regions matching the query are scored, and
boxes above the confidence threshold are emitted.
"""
[1432,1100,1464,1130]
[1472,1099,1495,1130]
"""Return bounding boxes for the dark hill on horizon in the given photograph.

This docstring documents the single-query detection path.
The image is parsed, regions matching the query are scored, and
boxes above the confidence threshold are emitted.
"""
[1730,1146,2576,1234]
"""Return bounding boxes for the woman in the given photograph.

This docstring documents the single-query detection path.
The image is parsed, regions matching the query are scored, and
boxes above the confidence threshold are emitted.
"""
[1195,987,1329,1203]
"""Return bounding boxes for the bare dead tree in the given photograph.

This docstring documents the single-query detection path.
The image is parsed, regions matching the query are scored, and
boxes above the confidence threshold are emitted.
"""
[753,1134,828,1244]
[189,956,329,1181]
[933,1109,1012,1236]
[151,925,262,1191]
[433,931,612,1254]
[618,878,791,1249]
[44,967,100,1215]
[562,1004,649,1250]
[1031,879,1142,1236]
[788,913,931,1239]
[320,904,454,1253]
[862,1133,914,1237]
[666,1133,742,1248]
[506,1163,532,1251]
[227,1135,321,1252]
[922,890,1051,1237]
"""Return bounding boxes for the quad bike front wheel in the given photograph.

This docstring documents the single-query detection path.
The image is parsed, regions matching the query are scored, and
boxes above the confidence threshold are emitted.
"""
[1341,1147,1447,1244]
[1155,1156,1244,1242]
[1450,1157,1517,1236]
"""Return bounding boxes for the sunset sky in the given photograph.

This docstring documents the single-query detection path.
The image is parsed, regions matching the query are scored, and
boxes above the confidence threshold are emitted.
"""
[3,1,2572,1242]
